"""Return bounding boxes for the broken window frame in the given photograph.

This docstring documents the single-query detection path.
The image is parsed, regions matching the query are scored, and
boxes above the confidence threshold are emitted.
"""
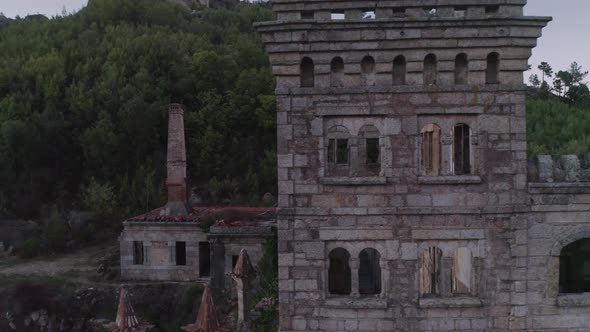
[328,138,350,165]
[328,248,352,295]
[420,247,443,296]
[453,123,471,175]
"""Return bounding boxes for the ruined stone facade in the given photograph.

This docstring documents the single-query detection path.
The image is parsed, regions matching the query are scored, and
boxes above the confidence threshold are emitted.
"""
[257,1,590,331]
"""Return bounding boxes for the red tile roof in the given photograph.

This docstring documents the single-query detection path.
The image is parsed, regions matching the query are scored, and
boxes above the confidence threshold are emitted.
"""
[231,249,257,279]
[182,286,223,332]
[126,206,276,224]
[104,288,154,332]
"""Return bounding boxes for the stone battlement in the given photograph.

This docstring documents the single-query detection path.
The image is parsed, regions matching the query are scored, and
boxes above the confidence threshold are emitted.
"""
[528,154,590,183]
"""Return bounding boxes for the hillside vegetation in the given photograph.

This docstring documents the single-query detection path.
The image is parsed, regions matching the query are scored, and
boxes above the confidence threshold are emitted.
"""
[0,0,276,221]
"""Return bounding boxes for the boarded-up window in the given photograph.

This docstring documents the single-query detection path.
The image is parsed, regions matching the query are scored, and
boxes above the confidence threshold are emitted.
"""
[329,248,351,295]
[359,248,381,295]
[330,57,344,87]
[455,53,469,85]
[486,52,500,84]
[300,57,315,88]
[393,55,406,85]
[424,54,438,85]
[453,123,471,175]
[133,241,144,265]
[420,247,442,296]
[176,241,186,266]
[199,242,211,277]
[361,56,376,86]
[421,124,441,176]
[559,239,590,293]
[452,248,473,294]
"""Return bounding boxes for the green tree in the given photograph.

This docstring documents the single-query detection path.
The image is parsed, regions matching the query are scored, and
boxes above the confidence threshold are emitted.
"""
[538,61,553,83]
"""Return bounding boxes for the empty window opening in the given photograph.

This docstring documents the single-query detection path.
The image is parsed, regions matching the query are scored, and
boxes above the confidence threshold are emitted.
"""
[421,124,441,176]
[485,5,500,14]
[452,248,473,294]
[486,52,500,84]
[392,55,406,85]
[362,10,376,20]
[559,239,590,293]
[300,57,315,88]
[455,53,469,85]
[366,138,380,165]
[423,53,438,85]
[420,247,443,296]
[454,6,467,17]
[133,241,144,265]
[301,10,314,20]
[424,7,437,16]
[359,248,381,295]
[176,241,186,266]
[330,57,344,87]
[361,56,376,86]
[199,242,211,277]
[328,138,350,165]
[329,248,351,295]
[453,123,471,175]
[392,7,406,17]
[331,11,345,20]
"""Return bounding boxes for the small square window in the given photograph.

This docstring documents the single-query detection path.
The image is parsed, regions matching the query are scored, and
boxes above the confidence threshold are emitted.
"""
[392,7,406,17]
[454,6,467,17]
[485,5,500,14]
[301,10,314,20]
[331,11,345,20]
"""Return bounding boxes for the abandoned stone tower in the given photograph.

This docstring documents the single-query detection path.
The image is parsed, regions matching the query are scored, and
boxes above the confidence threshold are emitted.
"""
[257,1,590,331]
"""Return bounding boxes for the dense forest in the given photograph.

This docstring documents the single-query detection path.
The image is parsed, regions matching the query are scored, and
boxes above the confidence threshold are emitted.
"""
[0,0,276,221]
[1,0,590,227]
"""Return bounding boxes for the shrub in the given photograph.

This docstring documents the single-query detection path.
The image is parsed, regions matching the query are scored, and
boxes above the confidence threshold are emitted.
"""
[20,238,42,258]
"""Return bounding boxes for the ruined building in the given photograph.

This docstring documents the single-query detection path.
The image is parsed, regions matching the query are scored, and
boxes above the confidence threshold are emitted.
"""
[257,1,590,331]
[119,104,275,287]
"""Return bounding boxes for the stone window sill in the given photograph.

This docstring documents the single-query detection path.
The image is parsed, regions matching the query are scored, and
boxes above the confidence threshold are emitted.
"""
[324,296,387,309]
[418,175,482,185]
[321,176,387,186]
[418,296,482,308]
[557,293,590,307]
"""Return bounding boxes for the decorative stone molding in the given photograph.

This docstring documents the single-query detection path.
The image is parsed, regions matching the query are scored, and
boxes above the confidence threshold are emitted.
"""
[320,176,387,185]
[557,293,590,307]
[418,175,482,185]
[418,296,482,309]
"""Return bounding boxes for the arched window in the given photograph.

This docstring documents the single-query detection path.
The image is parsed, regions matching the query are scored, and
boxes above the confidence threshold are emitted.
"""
[300,57,315,88]
[455,53,469,85]
[359,125,380,176]
[453,123,471,175]
[421,124,441,176]
[326,125,350,176]
[361,56,376,86]
[392,55,406,85]
[423,53,438,85]
[420,247,443,296]
[452,248,473,294]
[359,248,381,295]
[330,57,344,87]
[486,52,500,84]
[329,248,351,295]
[559,239,590,293]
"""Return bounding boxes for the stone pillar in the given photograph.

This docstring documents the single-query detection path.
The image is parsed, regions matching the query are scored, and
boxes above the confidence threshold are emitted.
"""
[232,249,257,324]
[350,258,360,297]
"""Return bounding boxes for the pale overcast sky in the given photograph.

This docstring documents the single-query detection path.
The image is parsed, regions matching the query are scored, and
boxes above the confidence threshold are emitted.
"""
[0,0,588,80]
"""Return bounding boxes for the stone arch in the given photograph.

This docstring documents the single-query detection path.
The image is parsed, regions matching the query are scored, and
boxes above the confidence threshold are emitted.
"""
[550,229,590,257]
[330,57,345,87]
[559,238,590,293]
[329,248,352,295]
[392,55,406,85]
[300,57,315,87]
[455,53,469,85]
[423,53,438,85]
[361,55,376,86]
[359,248,382,295]
[486,52,500,84]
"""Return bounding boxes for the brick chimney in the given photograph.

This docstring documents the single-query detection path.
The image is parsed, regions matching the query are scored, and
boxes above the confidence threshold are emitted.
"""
[165,103,188,216]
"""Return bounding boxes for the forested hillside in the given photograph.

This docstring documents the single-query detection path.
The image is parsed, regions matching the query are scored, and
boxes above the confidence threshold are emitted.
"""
[0,0,276,220]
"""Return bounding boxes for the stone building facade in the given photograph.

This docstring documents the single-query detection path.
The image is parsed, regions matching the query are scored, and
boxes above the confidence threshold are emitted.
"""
[119,104,275,286]
[257,1,590,331]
